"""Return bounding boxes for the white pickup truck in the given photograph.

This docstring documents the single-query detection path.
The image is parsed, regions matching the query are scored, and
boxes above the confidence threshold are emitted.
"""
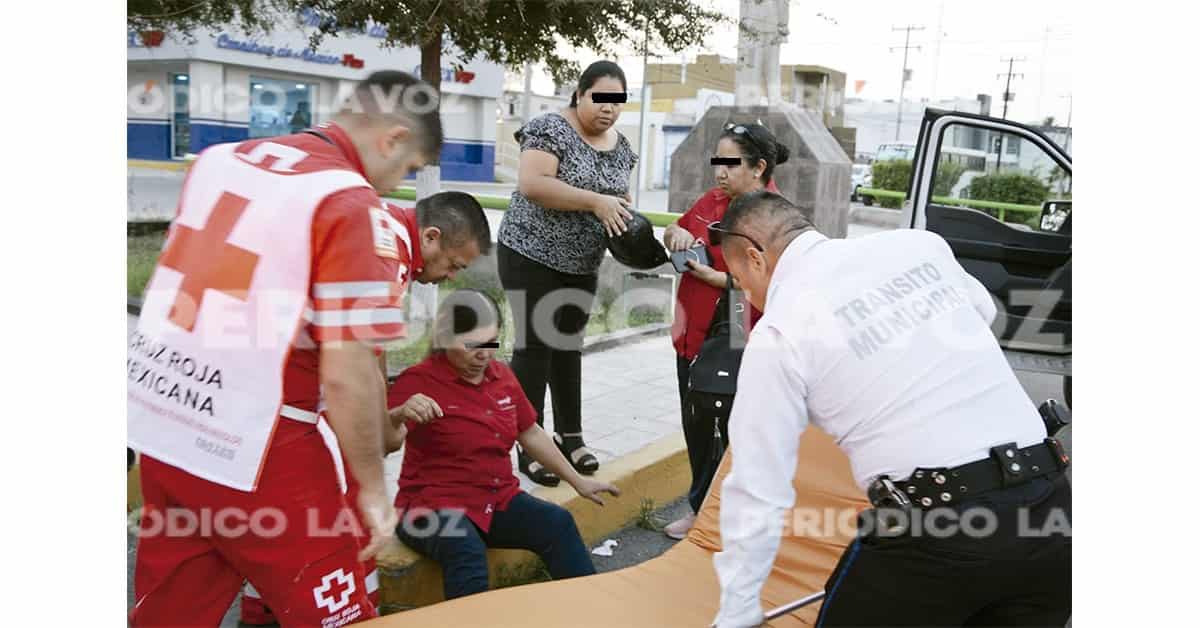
[902,110,1072,405]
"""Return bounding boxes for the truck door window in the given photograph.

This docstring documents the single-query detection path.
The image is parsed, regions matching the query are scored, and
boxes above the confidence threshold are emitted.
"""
[935,123,1072,231]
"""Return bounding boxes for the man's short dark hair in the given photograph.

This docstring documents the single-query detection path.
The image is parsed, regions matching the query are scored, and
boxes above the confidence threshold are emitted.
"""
[415,191,492,255]
[346,70,444,160]
[720,190,814,247]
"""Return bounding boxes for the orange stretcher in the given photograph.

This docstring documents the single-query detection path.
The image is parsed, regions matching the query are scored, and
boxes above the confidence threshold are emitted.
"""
[364,429,868,627]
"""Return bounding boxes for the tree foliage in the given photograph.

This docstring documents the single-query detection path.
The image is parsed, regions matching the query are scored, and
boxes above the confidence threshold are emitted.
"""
[128,0,291,42]
[128,1,729,89]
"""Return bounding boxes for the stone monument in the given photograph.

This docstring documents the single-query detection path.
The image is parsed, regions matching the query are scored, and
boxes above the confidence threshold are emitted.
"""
[667,0,851,238]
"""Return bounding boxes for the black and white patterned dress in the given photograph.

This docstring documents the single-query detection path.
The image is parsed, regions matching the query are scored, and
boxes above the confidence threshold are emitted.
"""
[498,112,639,276]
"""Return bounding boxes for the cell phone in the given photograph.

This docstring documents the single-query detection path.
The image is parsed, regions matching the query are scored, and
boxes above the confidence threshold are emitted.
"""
[671,246,710,273]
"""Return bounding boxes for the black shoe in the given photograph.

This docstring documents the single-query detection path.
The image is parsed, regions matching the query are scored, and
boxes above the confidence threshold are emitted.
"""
[518,449,560,487]
[554,432,599,476]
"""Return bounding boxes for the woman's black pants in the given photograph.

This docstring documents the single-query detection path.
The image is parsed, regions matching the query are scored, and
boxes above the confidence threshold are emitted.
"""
[676,355,732,514]
[497,243,598,438]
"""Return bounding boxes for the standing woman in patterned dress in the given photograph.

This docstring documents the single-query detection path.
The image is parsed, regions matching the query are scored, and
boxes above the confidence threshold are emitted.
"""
[497,60,638,486]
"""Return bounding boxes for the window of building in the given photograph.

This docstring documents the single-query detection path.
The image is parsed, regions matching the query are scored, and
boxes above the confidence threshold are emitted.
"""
[249,77,315,139]
[171,73,190,158]
[969,128,985,151]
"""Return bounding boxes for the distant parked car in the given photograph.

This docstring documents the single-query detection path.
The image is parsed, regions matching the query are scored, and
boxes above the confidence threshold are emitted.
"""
[851,163,874,205]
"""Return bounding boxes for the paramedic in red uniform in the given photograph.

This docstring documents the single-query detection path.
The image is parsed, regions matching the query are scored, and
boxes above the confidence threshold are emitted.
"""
[130,71,445,627]
[240,191,492,624]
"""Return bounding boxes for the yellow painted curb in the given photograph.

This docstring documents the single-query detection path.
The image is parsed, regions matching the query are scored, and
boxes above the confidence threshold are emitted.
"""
[128,159,190,172]
[376,432,689,613]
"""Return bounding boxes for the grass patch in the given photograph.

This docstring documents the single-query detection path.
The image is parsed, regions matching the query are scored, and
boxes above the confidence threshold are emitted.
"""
[635,497,664,531]
[128,232,166,297]
[383,330,433,375]
[492,560,552,589]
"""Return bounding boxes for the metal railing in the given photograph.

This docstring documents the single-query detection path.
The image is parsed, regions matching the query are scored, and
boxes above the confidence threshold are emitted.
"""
[857,188,1042,222]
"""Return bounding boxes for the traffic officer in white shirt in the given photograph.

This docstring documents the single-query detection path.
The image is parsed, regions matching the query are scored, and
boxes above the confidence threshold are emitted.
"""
[708,190,1071,627]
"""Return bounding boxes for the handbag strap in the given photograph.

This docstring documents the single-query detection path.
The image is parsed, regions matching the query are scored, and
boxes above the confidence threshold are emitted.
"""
[704,273,740,339]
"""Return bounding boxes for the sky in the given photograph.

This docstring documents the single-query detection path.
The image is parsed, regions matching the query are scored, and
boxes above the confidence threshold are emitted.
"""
[519,0,1073,125]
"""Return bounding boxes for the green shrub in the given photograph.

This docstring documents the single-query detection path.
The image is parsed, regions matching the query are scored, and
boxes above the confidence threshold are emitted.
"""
[967,173,1049,207]
[932,160,967,197]
[627,304,666,327]
[871,160,912,208]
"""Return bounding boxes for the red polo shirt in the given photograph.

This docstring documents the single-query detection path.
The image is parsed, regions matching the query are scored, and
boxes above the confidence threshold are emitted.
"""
[383,203,425,286]
[670,183,775,360]
[387,353,537,532]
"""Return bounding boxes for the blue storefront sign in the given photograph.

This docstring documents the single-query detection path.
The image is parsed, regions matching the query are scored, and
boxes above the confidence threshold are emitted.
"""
[216,34,344,65]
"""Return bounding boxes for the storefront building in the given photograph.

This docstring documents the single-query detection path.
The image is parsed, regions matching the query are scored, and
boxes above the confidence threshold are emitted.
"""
[127,11,502,181]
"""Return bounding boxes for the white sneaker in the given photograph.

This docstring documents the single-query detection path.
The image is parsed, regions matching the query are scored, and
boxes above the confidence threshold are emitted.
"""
[664,512,696,540]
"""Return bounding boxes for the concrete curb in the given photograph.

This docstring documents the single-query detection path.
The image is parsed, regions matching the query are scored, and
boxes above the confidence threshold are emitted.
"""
[582,323,671,356]
[375,433,689,613]
[847,205,903,228]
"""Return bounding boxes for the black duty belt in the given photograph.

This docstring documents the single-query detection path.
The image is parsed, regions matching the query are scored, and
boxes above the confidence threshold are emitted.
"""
[869,439,1070,509]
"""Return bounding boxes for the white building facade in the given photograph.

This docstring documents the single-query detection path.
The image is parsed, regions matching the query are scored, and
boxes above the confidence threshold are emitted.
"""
[127,10,504,181]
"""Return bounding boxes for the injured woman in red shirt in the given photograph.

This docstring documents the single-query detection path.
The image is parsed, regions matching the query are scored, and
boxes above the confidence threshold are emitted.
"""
[385,289,620,601]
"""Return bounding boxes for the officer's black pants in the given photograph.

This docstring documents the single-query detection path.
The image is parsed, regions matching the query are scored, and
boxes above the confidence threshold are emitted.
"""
[817,473,1071,627]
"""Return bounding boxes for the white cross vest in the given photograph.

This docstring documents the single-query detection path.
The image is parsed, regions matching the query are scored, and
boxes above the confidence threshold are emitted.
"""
[127,141,372,491]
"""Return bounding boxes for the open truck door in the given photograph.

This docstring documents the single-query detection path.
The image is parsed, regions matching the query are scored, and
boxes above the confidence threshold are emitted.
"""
[901,110,1072,401]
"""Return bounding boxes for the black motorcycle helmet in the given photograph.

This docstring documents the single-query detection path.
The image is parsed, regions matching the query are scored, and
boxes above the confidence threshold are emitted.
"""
[606,211,669,269]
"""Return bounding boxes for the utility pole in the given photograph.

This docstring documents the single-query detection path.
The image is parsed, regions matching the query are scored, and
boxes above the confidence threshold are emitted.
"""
[635,13,651,209]
[930,3,944,101]
[997,56,1025,120]
[1036,27,1050,120]
[994,56,1025,172]
[521,61,533,122]
[890,24,924,141]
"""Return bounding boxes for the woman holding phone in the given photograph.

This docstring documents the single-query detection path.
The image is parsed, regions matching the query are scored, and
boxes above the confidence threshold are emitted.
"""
[497,60,638,486]
[660,121,790,539]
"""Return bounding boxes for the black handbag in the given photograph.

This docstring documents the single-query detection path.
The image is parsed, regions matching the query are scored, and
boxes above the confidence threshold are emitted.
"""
[687,275,749,397]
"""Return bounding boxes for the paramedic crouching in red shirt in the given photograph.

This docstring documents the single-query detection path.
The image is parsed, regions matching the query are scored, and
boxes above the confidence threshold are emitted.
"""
[384,289,621,600]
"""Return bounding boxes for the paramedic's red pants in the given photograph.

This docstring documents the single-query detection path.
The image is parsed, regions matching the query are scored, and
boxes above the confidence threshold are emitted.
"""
[130,433,378,627]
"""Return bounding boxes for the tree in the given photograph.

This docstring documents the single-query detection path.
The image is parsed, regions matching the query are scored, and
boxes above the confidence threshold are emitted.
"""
[128,1,728,195]
[128,0,289,41]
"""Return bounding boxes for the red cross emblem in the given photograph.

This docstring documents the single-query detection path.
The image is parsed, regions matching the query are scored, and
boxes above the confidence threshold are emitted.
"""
[158,192,261,332]
[312,568,357,614]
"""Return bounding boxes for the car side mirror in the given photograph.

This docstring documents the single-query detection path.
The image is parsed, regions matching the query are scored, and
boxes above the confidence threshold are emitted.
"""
[1040,200,1071,233]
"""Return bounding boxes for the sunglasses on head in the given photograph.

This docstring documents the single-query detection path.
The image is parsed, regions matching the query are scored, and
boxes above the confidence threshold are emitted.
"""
[723,122,769,153]
[707,222,765,251]
[707,222,807,253]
